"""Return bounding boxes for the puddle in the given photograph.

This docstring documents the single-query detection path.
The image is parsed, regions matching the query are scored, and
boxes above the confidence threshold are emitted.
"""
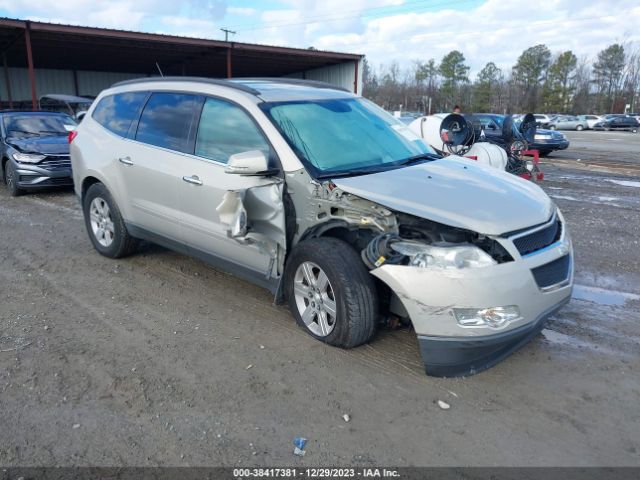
[572,284,640,306]
[606,179,640,188]
[541,329,592,349]
[550,194,578,201]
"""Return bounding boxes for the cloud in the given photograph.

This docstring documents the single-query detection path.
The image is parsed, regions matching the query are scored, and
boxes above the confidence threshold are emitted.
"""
[0,0,638,73]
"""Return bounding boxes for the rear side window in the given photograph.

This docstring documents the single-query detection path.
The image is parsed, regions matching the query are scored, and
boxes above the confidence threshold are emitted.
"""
[92,92,147,137]
[135,92,203,153]
[195,97,270,164]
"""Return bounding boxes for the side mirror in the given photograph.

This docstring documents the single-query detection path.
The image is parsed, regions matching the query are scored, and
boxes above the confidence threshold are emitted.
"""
[225,150,275,176]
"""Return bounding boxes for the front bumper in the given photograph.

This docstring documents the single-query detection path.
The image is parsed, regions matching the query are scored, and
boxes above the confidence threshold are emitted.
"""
[531,139,569,151]
[417,295,570,377]
[371,221,573,377]
[13,161,73,189]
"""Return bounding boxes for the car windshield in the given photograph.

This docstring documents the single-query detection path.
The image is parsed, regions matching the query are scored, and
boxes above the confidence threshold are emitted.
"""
[4,114,77,137]
[261,97,437,178]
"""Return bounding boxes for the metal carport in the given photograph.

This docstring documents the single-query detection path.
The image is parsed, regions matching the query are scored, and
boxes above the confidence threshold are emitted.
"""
[0,18,363,109]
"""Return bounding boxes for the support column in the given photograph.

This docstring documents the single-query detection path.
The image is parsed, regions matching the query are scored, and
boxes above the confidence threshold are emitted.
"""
[72,70,79,96]
[24,21,37,110]
[3,54,12,109]
[226,47,232,79]
[353,60,358,94]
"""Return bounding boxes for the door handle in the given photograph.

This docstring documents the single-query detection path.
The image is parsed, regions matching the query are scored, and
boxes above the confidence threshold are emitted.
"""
[182,175,203,186]
[118,156,133,166]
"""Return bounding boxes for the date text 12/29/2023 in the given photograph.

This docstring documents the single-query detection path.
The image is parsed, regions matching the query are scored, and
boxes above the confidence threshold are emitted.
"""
[233,468,401,478]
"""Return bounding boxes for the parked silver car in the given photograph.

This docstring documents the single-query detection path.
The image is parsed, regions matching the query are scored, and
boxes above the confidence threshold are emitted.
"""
[70,78,573,377]
[547,115,587,131]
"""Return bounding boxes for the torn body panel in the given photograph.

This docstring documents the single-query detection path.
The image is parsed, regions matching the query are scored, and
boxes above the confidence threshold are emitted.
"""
[284,169,399,246]
[216,181,286,279]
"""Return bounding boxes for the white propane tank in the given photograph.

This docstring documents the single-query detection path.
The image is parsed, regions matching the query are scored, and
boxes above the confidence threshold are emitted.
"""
[408,114,508,171]
[463,143,508,170]
[408,115,449,151]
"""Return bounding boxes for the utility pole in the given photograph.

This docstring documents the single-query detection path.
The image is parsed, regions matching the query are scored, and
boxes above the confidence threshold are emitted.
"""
[220,28,236,42]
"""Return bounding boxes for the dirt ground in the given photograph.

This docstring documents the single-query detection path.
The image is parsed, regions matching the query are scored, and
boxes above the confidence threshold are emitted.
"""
[1,149,639,466]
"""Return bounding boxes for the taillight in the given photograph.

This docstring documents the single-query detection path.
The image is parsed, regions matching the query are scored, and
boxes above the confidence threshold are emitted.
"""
[68,130,78,143]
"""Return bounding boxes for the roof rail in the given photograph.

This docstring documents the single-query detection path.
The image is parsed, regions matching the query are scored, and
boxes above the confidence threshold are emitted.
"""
[232,77,350,92]
[111,76,261,95]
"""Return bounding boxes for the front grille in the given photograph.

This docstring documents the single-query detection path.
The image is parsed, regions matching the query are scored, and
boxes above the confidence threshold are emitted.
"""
[39,157,71,170]
[513,219,562,256]
[531,254,571,290]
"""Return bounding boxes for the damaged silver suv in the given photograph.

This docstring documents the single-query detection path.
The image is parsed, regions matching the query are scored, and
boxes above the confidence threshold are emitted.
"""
[70,77,573,377]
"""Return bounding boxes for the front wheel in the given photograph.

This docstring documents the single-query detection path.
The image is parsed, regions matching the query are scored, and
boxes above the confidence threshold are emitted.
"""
[4,162,23,197]
[576,125,584,131]
[549,125,556,130]
[284,237,378,348]
[83,183,138,258]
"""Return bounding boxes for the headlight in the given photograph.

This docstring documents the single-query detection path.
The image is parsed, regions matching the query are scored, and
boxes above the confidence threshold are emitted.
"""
[12,152,46,163]
[452,305,521,329]
[525,160,535,172]
[391,241,496,269]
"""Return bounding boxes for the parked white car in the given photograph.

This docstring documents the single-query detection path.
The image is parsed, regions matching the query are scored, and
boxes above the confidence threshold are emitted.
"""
[70,77,573,377]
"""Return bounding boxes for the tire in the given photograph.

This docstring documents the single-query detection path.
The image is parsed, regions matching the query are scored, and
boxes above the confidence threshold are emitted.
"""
[549,125,556,130]
[82,182,138,258]
[4,162,23,197]
[284,237,378,348]
[576,125,584,131]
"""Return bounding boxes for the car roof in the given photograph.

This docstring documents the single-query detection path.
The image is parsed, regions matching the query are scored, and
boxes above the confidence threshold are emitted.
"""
[111,76,354,102]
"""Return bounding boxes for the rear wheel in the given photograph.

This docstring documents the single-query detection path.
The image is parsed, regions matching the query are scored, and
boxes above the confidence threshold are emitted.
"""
[83,183,138,258]
[576,125,584,131]
[284,237,378,348]
[4,162,23,197]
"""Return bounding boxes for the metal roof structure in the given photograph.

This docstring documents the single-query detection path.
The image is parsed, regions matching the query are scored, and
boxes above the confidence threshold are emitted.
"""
[0,17,363,109]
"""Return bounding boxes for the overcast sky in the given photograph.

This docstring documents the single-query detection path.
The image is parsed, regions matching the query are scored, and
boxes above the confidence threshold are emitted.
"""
[0,0,638,76]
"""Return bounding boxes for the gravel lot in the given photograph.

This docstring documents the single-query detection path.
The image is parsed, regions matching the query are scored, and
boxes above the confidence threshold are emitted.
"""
[1,147,639,466]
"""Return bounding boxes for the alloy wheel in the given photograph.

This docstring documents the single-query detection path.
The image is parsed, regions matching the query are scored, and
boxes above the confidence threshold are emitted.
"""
[89,197,115,247]
[293,261,337,337]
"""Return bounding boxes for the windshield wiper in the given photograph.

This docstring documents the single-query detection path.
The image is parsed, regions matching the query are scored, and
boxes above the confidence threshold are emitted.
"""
[316,166,390,180]
[39,130,68,136]
[395,153,441,166]
[7,129,40,137]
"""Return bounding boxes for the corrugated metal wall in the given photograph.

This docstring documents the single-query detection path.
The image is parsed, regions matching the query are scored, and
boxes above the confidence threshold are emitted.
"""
[0,68,143,101]
[0,60,362,102]
[286,60,362,94]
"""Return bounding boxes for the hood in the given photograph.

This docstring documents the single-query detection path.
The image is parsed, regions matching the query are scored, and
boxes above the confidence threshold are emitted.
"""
[8,135,70,155]
[332,157,554,236]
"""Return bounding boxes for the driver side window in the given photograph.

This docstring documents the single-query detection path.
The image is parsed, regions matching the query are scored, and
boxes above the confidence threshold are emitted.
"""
[195,97,270,164]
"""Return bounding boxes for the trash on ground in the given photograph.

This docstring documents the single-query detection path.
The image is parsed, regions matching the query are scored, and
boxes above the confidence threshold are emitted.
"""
[246,364,253,370]
[293,437,307,456]
[437,400,451,410]
[342,414,351,422]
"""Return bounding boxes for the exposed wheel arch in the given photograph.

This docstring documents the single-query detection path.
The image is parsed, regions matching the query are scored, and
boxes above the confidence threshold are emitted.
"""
[81,176,102,200]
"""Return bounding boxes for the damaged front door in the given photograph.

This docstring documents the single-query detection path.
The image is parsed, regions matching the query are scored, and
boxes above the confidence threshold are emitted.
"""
[177,97,286,279]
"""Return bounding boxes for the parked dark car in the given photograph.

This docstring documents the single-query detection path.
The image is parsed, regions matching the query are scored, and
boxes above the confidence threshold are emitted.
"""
[474,113,570,156]
[0,111,77,196]
[592,116,639,132]
[39,94,94,121]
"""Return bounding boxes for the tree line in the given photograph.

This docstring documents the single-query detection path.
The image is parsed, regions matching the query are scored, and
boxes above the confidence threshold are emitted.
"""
[362,42,640,115]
